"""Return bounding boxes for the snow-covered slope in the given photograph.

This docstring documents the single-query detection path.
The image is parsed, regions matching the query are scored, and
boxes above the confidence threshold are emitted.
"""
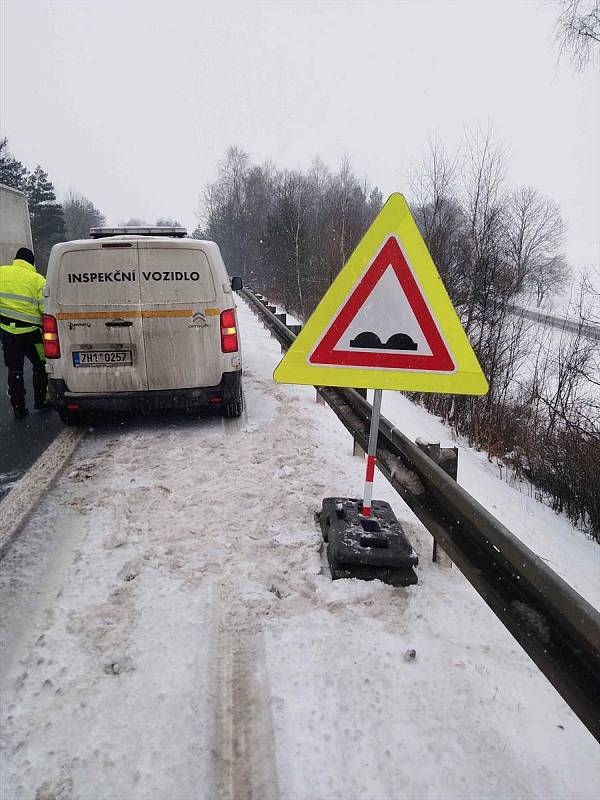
[0,298,597,800]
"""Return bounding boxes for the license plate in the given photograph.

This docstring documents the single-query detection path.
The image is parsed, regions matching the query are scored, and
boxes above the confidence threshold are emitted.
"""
[73,350,133,367]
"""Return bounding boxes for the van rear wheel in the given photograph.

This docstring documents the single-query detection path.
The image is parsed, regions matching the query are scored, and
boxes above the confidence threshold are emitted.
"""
[58,409,84,426]
[223,392,243,418]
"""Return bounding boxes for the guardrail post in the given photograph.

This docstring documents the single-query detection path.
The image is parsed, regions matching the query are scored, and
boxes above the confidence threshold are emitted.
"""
[353,388,367,457]
[316,388,325,405]
[415,438,458,567]
[274,313,287,351]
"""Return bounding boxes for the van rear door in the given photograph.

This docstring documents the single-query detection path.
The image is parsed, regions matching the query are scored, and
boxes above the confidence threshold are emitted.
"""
[138,242,222,390]
[55,241,149,393]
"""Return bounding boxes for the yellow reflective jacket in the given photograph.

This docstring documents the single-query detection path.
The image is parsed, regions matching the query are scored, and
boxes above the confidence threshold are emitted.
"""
[0,258,47,335]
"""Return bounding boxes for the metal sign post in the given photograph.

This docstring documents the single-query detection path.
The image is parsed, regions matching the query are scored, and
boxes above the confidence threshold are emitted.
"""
[361,389,382,517]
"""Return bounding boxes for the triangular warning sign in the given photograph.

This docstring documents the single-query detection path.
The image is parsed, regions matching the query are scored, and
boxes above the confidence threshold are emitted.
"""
[309,235,455,372]
[274,193,488,395]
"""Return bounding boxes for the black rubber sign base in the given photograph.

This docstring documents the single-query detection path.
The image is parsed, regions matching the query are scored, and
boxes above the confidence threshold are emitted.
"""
[318,497,418,587]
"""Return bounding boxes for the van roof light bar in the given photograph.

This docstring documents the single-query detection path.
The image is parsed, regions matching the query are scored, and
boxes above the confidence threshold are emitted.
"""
[89,226,188,239]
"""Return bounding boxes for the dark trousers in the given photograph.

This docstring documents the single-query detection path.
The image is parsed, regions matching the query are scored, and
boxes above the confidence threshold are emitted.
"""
[0,329,48,411]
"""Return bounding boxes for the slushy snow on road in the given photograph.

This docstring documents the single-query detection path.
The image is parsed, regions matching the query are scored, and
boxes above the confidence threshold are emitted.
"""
[0,298,597,800]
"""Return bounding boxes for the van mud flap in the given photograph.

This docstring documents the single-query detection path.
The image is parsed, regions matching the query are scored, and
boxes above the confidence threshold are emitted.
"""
[318,497,418,587]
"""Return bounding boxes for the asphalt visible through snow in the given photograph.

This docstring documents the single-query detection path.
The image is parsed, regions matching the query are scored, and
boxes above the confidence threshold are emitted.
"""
[0,359,64,500]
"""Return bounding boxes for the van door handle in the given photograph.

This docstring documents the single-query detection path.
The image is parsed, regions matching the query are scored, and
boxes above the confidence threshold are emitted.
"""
[105,320,133,327]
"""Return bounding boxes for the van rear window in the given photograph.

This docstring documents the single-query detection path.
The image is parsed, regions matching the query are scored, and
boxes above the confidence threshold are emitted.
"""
[58,248,140,306]
[139,249,216,304]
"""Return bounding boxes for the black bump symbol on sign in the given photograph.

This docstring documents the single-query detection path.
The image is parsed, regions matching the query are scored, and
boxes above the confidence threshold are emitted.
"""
[386,333,418,351]
[350,331,418,351]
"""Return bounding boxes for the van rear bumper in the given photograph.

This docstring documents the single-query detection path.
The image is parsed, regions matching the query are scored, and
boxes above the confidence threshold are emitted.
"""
[48,371,242,414]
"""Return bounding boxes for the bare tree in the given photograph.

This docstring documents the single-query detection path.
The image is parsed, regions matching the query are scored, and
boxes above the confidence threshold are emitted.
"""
[120,218,150,226]
[155,217,181,227]
[305,157,332,300]
[579,269,600,324]
[335,156,354,272]
[533,254,572,306]
[202,146,252,278]
[504,186,570,305]
[409,139,465,300]
[460,126,511,337]
[554,0,600,69]
[63,191,105,239]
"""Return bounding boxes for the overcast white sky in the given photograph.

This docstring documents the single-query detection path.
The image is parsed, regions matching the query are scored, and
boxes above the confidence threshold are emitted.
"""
[1,0,599,276]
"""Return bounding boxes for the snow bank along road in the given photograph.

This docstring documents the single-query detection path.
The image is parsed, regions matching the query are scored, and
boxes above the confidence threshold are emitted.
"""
[1,299,598,800]
[0,360,65,502]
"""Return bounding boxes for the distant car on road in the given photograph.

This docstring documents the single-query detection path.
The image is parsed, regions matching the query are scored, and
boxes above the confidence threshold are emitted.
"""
[42,227,244,423]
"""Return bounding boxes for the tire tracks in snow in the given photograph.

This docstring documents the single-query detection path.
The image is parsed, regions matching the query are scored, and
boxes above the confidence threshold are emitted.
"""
[214,579,279,800]
[207,380,332,800]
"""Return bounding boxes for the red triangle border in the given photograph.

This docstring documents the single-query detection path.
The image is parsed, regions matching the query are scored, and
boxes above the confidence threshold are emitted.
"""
[309,236,455,372]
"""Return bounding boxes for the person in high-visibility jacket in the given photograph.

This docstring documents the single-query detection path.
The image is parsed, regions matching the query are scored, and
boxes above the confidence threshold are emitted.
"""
[0,248,49,420]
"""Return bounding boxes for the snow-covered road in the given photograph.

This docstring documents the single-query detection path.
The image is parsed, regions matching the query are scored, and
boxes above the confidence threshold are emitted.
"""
[0,298,598,800]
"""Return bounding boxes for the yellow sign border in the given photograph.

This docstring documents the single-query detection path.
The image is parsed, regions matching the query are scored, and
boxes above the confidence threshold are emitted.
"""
[273,193,488,395]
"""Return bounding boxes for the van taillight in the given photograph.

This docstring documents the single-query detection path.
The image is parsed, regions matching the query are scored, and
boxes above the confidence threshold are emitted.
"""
[42,314,61,358]
[220,309,239,353]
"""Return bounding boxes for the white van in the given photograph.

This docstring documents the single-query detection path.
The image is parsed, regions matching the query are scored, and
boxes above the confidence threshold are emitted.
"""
[42,228,243,424]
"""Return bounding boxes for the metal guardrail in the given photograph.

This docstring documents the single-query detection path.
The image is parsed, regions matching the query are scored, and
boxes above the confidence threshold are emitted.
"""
[507,303,600,341]
[241,287,600,742]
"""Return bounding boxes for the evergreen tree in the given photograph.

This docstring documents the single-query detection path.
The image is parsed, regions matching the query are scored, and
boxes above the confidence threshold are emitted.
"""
[367,187,384,218]
[0,138,29,190]
[25,166,65,273]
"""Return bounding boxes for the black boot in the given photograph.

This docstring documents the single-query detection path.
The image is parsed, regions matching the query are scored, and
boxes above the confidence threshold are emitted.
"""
[8,370,27,418]
[33,367,49,409]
